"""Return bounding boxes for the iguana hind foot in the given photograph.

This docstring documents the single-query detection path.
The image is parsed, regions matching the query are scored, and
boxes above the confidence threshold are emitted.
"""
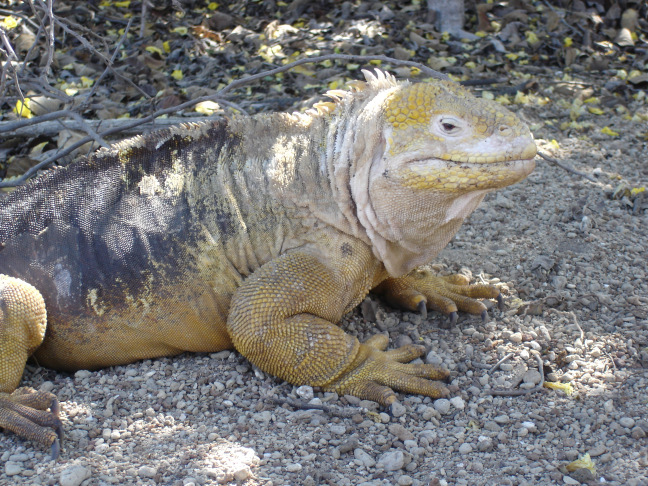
[374,270,501,325]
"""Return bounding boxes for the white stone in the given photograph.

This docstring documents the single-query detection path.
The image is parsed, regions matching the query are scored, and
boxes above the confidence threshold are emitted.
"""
[138,466,157,478]
[59,465,91,486]
[458,443,473,454]
[354,448,376,468]
[450,396,465,410]
[377,450,405,471]
[5,462,22,476]
[434,398,451,415]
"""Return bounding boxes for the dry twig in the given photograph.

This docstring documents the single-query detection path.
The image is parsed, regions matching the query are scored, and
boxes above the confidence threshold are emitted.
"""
[487,352,546,397]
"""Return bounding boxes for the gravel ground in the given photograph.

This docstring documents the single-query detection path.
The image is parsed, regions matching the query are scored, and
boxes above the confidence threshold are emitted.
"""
[1,87,647,486]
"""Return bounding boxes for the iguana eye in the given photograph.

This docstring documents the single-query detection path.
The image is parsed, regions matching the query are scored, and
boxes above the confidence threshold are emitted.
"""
[437,117,463,136]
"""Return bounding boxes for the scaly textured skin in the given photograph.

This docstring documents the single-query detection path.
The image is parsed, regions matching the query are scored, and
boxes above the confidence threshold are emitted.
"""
[0,70,536,457]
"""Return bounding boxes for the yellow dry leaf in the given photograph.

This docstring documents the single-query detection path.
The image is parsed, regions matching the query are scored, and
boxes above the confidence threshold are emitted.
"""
[464,61,476,69]
[564,37,573,47]
[30,141,49,156]
[194,101,220,115]
[163,41,171,53]
[65,87,79,96]
[505,53,519,61]
[631,187,645,196]
[80,76,94,88]
[583,97,599,104]
[550,139,560,150]
[369,59,381,66]
[1,15,18,29]
[114,0,130,6]
[566,453,596,475]
[145,46,164,56]
[601,126,619,137]
[346,63,360,70]
[328,79,342,90]
[514,91,529,104]
[366,411,382,423]
[475,31,488,38]
[588,107,604,115]
[525,31,539,44]
[207,2,219,9]
[481,91,494,100]
[543,381,573,395]
[410,67,421,76]
[495,95,511,105]
[171,69,183,80]
[171,26,188,35]
[14,99,32,118]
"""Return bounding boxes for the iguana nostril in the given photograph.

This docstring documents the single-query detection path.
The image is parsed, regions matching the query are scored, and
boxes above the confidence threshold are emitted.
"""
[499,125,512,135]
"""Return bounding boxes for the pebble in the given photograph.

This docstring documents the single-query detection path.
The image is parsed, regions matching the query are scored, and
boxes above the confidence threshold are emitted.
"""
[563,475,580,485]
[522,370,542,384]
[619,417,635,428]
[477,438,494,452]
[330,425,346,435]
[59,465,91,486]
[354,448,376,468]
[390,401,407,418]
[5,462,22,476]
[510,332,523,343]
[377,450,405,471]
[450,396,465,410]
[138,466,157,478]
[493,414,510,424]
[631,426,646,439]
[389,424,415,441]
[286,463,302,472]
[296,385,314,401]
[398,475,414,486]
[434,398,451,415]
[458,443,472,454]
[588,444,606,457]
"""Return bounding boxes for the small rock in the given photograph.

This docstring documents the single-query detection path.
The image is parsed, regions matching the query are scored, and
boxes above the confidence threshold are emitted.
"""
[5,462,22,476]
[354,448,376,468]
[631,426,646,439]
[510,332,523,343]
[339,436,359,454]
[458,443,473,454]
[138,466,157,478]
[296,385,314,401]
[60,465,91,486]
[398,475,414,486]
[389,424,415,441]
[587,444,606,457]
[493,414,510,424]
[233,467,252,481]
[390,401,407,418]
[74,370,91,379]
[522,370,542,385]
[377,450,405,471]
[562,474,580,485]
[450,396,465,410]
[619,417,635,428]
[433,398,451,415]
[477,438,494,452]
[330,424,346,435]
[286,463,302,472]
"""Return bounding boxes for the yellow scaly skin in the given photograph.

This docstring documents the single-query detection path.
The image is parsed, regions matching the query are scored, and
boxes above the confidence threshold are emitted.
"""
[0,70,536,458]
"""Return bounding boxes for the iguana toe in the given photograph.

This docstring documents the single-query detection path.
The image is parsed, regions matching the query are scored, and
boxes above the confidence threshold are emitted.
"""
[0,387,63,460]
[327,339,450,406]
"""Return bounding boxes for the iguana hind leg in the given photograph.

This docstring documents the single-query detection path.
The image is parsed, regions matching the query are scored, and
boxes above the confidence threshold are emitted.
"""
[374,269,501,324]
[0,275,62,459]
[226,250,449,406]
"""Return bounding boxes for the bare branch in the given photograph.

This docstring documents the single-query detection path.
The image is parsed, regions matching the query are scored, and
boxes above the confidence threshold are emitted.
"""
[538,150,597,182]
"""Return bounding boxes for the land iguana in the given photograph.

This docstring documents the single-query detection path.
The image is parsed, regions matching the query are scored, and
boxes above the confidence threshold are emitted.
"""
[0,70,536,458]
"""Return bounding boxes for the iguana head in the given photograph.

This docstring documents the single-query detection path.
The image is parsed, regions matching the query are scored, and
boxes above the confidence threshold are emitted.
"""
[339,70,536,276]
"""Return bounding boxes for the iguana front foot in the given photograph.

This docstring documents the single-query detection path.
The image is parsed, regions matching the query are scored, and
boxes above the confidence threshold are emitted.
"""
[325,333,450,406]
[374,269,501,325]
[0,387,63,460]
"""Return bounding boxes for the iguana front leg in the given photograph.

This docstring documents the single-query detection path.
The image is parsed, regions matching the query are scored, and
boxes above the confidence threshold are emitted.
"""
[226,250,449,405]
[0,275,63,459]
[373,269,501,324]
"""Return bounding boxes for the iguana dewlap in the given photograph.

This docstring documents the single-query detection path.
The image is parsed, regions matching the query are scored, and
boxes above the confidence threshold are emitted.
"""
[0,70,536,458]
